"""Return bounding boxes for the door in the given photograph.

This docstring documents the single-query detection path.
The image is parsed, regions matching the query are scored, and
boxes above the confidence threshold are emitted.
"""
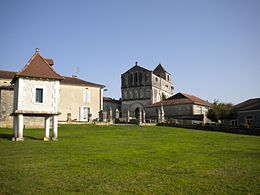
[80,106,91,121]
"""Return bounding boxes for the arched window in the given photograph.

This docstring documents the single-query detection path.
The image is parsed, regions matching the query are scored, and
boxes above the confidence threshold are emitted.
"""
[129,74,133,85]
[139,72,142,84]
[135,72,138,84]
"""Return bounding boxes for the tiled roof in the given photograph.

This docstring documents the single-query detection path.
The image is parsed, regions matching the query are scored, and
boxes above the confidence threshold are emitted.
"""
[234,98,260,111]
[150,92,211,107]
[13,52,63,81]
[61,76,105,88]
[0,70,105,88]
[0,70,16,79]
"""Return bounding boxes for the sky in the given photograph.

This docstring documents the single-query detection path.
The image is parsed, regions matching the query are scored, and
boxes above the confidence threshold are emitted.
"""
[0,0,259,104]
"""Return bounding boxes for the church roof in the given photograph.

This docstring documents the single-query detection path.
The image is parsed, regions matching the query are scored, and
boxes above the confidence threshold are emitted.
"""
[122,62,151,75]
[150,92,211,107]
[12,49,63,82]
[234,98,260,111]
[153,64,171,75]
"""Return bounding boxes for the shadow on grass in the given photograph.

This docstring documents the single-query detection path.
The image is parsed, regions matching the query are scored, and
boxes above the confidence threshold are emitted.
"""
[0,134,42,141]
[0,133,12,140]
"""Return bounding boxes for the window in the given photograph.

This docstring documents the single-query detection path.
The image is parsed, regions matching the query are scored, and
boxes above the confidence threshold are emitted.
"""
[135,72,138,84]
[83,91,90,103]
[35,88,43,103]
[139,72,142,84]
[129,74,133,85]
[246,116,253,126]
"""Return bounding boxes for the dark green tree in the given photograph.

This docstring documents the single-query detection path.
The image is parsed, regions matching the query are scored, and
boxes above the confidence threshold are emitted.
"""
[207,100,235,123]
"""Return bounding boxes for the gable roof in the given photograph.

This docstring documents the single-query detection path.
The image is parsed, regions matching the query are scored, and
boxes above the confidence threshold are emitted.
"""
[0,70,105,88]
[150,92,211,107]
[12,51,63,82]
[234,98,260,111]
[153,64,170,74]
[61,76,105,88]
[122,63,151,75]
[0,70,16,79]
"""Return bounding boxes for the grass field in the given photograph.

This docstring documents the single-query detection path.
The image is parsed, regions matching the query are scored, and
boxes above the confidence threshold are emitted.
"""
[0,124,259,194]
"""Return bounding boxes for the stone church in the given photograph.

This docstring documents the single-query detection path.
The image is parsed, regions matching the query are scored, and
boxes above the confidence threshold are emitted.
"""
[121,62,173,121]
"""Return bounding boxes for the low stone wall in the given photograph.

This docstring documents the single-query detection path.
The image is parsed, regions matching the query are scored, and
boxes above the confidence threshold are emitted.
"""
[157,123,260,136]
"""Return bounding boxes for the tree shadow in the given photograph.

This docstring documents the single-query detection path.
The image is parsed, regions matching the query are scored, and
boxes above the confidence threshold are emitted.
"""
[0,134,42,141]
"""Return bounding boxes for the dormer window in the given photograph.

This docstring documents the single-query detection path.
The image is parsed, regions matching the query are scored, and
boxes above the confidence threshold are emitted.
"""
[35,88,43,103]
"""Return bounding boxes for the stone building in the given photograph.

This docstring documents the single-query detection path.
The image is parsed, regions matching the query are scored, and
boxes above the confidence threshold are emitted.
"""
[121,62,173,121]
[231,98,260,128]
[146,92,211,124]
[103,97,121,119]
[11,48,63,141]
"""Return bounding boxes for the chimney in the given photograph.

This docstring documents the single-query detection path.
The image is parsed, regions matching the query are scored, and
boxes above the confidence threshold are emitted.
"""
[35,48,40,53]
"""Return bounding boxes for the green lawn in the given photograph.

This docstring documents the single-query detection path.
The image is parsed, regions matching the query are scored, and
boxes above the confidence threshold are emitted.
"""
[0,125,259,194]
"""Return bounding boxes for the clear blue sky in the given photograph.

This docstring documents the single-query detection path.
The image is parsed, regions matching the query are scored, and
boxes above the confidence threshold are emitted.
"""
[1,0,259,104]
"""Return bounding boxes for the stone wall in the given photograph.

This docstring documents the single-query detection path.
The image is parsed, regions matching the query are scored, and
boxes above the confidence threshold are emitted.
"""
[0,89,13,127]
[0,88,44,128]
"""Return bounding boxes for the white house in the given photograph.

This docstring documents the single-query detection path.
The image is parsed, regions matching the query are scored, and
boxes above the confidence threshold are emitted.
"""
[11,48,63,141]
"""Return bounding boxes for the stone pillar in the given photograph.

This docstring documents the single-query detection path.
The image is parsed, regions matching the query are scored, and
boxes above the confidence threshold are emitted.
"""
[44,116,50,141]
[115,109,120,119]
[126,110,130,123]
[108,108,113,123]
[12,115,18,141]
[138,110,142,124]
[157,108,161,123]
[102,111,107,122]
[17,114,24,141]
[67,113,72,123]
[161,105,165,123]
[99,110,103,122]
[142,110,146,123]
[52,115,58,141]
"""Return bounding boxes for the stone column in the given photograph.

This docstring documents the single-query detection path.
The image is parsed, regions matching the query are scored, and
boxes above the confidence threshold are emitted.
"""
[17,114,24,141]
[12,115,18,141]
[108,108,113,123]
[52,115,58,141]
[138,110,142,124]
[161,105,165,123]
[44,116,50,141]
[99,110,103,122]
[126,110,130,123]
[115,109,120,119]
[157,108,161,123]
[142,110,146,123]
[102,111,107,122]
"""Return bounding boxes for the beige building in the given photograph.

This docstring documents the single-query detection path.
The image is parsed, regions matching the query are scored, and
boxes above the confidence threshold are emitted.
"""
[59,76,104,122]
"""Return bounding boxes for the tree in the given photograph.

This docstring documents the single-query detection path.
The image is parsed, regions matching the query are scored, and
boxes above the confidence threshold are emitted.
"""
[207,100,235,124]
